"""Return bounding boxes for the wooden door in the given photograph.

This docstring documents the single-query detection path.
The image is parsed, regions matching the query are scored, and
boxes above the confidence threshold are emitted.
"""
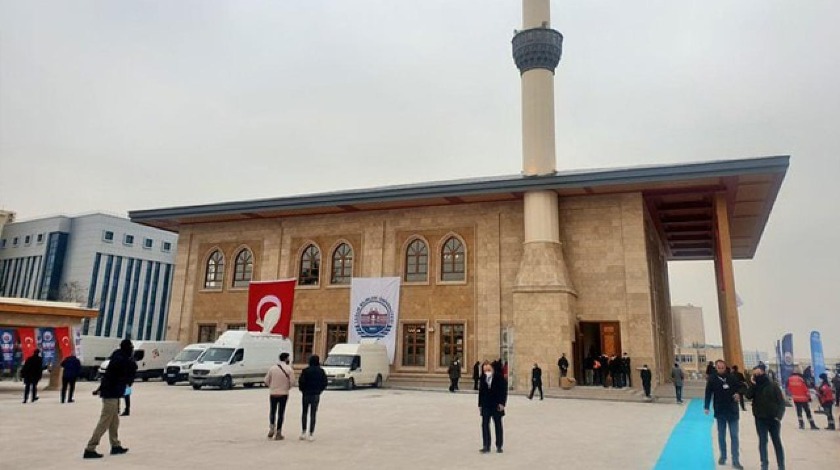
[600,322,621,357]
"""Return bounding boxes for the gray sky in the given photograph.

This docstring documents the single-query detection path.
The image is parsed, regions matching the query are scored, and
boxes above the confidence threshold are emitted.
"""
[1,1,838,358]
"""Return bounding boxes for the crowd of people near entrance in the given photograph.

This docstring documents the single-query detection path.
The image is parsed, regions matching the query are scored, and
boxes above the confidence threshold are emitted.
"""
[580,351,633,388]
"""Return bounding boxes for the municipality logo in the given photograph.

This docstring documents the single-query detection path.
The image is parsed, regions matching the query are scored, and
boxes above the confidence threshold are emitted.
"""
[353,296,394,338]
[1,332,11,343]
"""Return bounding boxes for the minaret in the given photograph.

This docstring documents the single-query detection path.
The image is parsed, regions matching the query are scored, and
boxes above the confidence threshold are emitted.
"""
[510,0,576,390]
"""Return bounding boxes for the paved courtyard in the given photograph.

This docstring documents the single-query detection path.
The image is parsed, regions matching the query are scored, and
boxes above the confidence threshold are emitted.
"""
[1,380,837,469]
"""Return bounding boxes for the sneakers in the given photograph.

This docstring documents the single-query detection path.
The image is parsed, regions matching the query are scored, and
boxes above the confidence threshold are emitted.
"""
[479,448,491,454]
[120,410,130,417]
[299,432,307,441]
[83,450,103,459]
[718,456,726,465]
[267,426,275,438]
[307,433,315,442]
[496,448,504,453]
[110,446,129,455]
[274,433,284,441]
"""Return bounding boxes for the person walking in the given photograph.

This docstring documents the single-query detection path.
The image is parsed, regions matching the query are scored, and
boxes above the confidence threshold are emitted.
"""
[787,367,819,430]
[21,349,43,403]
[478,360,507,454]
[704,359,744,470]
[831,370,840,407]
[448,358,461,393]
[298,354,328,441]
[671,362,685,404]
[472,361,481,391]
[528,363,543,400]
[83,339,135,459]
[640,365,652,399]
[622,352,632,388]
[816,373,835,430]
[745,365,785,470]
[558,353,569,380]
[264,352,294,440]
[731,365,747,412]
[61,354,82,403]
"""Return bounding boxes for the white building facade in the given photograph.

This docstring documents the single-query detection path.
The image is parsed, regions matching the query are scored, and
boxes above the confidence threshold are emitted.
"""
[0,213,177,340]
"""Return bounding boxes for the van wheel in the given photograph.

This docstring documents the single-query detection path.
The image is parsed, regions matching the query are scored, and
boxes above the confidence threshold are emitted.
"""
[192,385,201,390]
[346,378,355,391]
[374,374,383,388]
[243,383,254,388]
[221,375,233,390]
[166,380,176,386]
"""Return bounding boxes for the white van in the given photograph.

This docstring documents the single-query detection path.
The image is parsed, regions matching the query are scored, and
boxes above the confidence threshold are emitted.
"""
[98,341,182,381]
[324,341,390,390]
[164,343,212,385]
[189,331,293,390]
[78,335,122,380]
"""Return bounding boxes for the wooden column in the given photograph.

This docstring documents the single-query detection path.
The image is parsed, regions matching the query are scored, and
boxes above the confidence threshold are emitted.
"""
[713,193,744,368]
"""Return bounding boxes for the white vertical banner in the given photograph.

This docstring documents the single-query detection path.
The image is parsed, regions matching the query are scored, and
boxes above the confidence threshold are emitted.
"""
[348,277,401,364]
[72,325,83,362]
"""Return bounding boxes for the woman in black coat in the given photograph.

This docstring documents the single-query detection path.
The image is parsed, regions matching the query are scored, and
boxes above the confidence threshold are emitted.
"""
[478,360,507,453]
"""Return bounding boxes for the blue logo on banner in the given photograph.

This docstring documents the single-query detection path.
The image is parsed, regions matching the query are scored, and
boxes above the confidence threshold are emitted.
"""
[0,329,14,369]
[39,328,56,366]
[353,296,395,338]
[810,331,825,382]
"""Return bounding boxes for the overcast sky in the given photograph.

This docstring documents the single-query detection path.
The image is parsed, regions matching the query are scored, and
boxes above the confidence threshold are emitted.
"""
[1,1,838,358]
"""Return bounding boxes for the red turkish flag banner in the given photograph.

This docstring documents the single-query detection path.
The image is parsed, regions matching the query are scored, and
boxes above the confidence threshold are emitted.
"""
[18,327,37,360]
[55,327,73,358]
[247,279,296,337]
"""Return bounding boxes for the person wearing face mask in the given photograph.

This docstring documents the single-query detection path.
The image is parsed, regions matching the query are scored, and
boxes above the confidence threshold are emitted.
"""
[745,364,786,470]
[478,360,507,454]
[704,359,745,469]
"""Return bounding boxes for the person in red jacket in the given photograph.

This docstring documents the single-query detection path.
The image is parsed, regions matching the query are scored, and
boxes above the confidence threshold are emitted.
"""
[816,373,836,430]
[787,367,819,430]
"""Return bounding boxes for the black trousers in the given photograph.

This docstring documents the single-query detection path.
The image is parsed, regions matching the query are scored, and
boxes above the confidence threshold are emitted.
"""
[473,378,479,390]
[643,381,651,397]
[755,417,784,469]
[61,378,77,402]
[481,411,504,450]
[269,395,289,428]
[449,378,459,392]
[23,380,39,402]
[529,382,543,399]
[821,403,835,428]
[794,402,814,424]
[301,394,321,434]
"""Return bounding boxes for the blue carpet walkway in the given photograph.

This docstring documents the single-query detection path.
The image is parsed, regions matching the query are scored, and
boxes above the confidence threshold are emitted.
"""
[654,399,714,470]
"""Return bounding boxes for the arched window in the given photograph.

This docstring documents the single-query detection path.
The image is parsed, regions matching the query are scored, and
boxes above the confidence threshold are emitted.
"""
[232,248,254,288]
[331,243,353,284]
[440,237,465,282]
[204,250,225,289]
[299,244,320,286]
[404,239,428,282]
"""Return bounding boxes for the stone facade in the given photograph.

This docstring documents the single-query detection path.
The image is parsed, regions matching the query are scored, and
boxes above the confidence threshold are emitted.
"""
[164,192,672,389]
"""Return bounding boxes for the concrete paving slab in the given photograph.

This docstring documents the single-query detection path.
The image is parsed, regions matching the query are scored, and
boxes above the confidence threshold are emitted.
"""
[0,380,836,469]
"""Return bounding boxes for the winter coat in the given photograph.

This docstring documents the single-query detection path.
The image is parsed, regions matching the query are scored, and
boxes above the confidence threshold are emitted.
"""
[61,355,82,380]
[671,366,685,386]
[21,354,43,383]
[531,366,542,385]
[478,372,508,417]
[99,348,137,399]
[558,356,569,372]
[704,373,743,419]
[298,356,328,396]
[640,368,652,385]
[786,373,810,403]
[817,382,835,406]
[448,362,461,380]
[746,375,785,420]
[264,362,295,396]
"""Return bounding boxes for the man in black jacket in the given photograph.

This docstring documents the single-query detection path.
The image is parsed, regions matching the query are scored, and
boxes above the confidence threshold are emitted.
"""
[298,354,328,441]
[528,363,543,400]
[60,354,82,403]
[478,360,507,454]
[640,364,652,398]
[704,359,745,470]
[21,349,43,403]
[84,339,135,459]
[746,365,785,470]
